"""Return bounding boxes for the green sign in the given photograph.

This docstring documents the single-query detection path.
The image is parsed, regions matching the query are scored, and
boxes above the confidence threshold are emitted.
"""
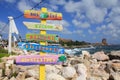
[23,22,63,31]
[26,34,59,42]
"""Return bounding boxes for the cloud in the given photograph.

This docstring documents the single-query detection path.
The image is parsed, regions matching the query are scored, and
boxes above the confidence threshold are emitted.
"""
[50,0,66,5]
[5,0,16,3]
[64,1,82,13]
[17,0,32,12]
[94,0,118,8]
[61,27,72,34]
[0,21,9,34]
[88,29,94,34]
[72,19,90,28]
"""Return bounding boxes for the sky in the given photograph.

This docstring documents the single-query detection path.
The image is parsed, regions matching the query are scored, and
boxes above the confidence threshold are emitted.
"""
[0,0,120,44]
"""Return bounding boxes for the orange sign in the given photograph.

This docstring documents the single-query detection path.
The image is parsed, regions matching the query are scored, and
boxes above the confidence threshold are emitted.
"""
[24,10,62,20]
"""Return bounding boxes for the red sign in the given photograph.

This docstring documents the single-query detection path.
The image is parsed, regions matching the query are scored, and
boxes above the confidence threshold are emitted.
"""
[24,10,62,20]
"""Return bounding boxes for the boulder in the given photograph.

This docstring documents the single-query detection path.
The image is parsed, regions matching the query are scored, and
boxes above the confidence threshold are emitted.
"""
[46,73,65,80]
[111,63,120,71]
[62,66,76,79]
[16,72,26,80]
[10,77,16,80]
[90,68,109,80]
[3,77,8,80]
[92,51,109,61]
[0,62,5,69]
[0,69,2,77]
[110,72,120,80]
[26,70,39,79]
[46,65,60,74]
[75,64,87,78]
[109,51,120,60]
[25,77,37,80]
[82,51,91,59]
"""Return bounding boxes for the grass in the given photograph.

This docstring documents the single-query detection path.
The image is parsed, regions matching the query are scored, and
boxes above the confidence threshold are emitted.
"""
[0,48,16,62]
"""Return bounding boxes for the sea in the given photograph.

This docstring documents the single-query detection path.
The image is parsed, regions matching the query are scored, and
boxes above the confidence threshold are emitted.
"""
[64,45,120,55]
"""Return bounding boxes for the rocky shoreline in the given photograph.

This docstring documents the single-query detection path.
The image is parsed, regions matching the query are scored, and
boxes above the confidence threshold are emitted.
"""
[0,50,120,80]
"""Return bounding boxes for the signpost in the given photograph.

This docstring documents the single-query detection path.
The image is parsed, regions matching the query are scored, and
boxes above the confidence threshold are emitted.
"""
[26,34,59,42]
[23,22,63,31]
[22,7,64,80]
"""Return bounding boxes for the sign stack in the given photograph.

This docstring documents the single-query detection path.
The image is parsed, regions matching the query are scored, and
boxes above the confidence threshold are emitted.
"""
[16,8,66,80]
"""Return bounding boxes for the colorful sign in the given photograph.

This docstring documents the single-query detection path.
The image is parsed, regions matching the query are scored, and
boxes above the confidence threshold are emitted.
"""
[24,10,62,20]
[17,42,64,54]
[26,34,59,42]
[23,22,63,31]
[16,55,66,65]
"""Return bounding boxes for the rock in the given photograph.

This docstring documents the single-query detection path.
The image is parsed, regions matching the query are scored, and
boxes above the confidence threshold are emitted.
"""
[0,62,5,69]
[90,68,109,80]
[46,73,65,80]
[16,72,26,80]
[110,72,120,80]
[25,77,37,80]
[109,51,120,60]
[92,51,109,61]
[3,77,8,80]
[10,77,16,80]
[111,63,120,71]
[62,66,76,79]
[89,77,102,80]
[75,64,87,78]
[0,69,2,77]
[1,57,8,62]
[46,65,60,74]
[5,68,12,77]
[82,51,91,59]
[26,69,39,79]
[76,75,86,80]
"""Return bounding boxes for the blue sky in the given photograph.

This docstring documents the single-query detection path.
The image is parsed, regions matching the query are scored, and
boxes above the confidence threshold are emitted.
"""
[0,0,120,44]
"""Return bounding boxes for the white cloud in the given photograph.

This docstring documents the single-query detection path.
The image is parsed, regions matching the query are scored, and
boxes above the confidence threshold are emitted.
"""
[73,30,83,34]
[5,0,16,3]
[94,0,118,8]
[50,0,66,5]
[0,21,9,34]
[61,20,70,27]
[72,19,90,28]
[17,0,32,12]
[61,27,72,34]
[88,29,94,34]
[64,1,82,13]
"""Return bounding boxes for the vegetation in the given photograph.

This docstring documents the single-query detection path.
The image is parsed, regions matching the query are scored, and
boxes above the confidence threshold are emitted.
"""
[0,48,16,62]
[59,40,91,47]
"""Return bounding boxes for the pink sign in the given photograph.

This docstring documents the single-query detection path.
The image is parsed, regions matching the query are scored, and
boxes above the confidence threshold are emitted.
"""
[16,55,62,65]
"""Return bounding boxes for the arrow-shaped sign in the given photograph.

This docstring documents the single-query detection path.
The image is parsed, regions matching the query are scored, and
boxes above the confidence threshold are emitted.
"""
[23,22,63,31]
[26,34,59,42]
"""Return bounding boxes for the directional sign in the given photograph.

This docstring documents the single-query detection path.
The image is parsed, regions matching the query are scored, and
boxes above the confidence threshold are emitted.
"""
[26,34,59,42]
[24,10,62,20]
[17,42,64,54]
[16,55,66,65]
[23,22,63,31]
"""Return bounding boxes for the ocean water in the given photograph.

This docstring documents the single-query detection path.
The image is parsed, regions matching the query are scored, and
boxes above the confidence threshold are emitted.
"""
[64,45,120,55]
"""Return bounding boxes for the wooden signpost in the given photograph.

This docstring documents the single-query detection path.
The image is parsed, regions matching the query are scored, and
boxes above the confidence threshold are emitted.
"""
[21,7,64,80]
[23,22,63,31]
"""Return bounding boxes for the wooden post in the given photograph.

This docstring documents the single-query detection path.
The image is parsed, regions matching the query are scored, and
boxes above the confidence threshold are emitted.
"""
[39,7,47,80]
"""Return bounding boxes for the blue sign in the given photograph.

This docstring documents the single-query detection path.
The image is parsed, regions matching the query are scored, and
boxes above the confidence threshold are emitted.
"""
[17,42,64,54]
